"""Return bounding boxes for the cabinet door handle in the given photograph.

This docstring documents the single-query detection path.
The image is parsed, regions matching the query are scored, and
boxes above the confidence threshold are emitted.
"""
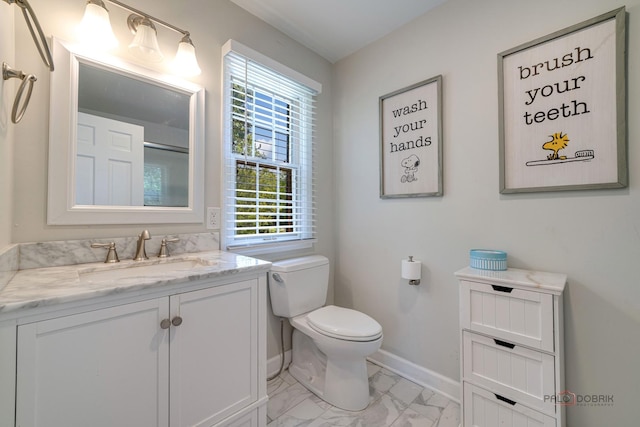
[160,319,171,329]
[171,316,183,327]
[494,393,517,406]
[491,285,513,293]
[494,339,515,349]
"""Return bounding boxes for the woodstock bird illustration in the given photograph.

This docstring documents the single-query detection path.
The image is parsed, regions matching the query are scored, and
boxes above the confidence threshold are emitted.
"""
[525,131,594,167]
[543,132,569,160]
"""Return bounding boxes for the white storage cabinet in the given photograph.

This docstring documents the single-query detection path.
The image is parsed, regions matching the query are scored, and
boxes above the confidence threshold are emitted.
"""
[7,275,266,427]
[455,267,566,427]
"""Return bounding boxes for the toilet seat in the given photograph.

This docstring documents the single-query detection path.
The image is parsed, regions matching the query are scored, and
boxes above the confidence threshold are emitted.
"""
[307,305,382,342]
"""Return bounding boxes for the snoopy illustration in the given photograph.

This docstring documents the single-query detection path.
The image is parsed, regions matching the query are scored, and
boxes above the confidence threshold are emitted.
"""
[400,154,420,183]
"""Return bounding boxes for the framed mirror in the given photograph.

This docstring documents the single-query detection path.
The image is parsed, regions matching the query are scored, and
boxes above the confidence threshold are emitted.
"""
[47,38,205,225]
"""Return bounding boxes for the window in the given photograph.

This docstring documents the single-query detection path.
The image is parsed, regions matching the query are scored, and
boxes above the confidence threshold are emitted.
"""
[222,40,321,253]
[143,146,189,207]
[144,163,165,206]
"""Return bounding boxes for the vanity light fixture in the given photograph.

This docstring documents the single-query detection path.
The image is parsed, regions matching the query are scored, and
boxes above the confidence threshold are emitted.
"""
[78,0,202,76]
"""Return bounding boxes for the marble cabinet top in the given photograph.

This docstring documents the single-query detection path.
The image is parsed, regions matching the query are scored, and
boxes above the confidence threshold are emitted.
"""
[0,250,271,315]
[455,266,567,294]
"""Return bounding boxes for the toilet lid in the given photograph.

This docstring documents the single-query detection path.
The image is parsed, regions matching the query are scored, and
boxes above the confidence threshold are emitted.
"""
[307,305,382,341]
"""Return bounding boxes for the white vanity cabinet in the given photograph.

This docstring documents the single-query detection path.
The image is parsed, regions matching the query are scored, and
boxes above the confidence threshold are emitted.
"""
[455,267,566,427]
[9,274,267,427]
[17,298,170,427]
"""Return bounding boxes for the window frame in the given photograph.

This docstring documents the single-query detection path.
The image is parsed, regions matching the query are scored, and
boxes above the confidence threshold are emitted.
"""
[221,40,321,255]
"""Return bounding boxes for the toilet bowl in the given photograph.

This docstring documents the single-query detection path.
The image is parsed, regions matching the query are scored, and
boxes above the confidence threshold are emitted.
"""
[269,256,383,411]
[289,306,382,411]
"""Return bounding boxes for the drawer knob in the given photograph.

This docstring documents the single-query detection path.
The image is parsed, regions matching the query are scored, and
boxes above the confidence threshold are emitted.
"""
[160,319,171,329]
[493,339,515,349]
[491,285,513,293]
[495,393,517,406]
[172,316,183,327]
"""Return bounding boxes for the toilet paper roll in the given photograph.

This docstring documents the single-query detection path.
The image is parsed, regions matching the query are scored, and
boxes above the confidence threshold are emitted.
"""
[401,259,421,280]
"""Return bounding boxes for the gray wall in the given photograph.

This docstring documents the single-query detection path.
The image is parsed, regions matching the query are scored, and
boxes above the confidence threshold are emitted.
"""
[0,7,14,248]
[332,0,638,425]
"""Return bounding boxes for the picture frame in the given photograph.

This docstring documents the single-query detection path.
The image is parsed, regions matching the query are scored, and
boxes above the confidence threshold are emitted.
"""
[379,75,443,198]
[498,7,627,193]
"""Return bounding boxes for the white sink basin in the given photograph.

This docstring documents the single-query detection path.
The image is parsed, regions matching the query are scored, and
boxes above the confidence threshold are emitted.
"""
[79,258,215,283]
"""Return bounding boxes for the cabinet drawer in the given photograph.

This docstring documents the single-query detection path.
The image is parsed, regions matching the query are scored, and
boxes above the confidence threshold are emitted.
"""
[463,382,556,427]
[460,280,554,351]
[463,331,556,415]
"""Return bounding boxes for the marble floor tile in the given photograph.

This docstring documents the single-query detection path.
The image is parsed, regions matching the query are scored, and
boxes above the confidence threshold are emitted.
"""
[426,393,451,409]
[407,401,442,423]
[368,383,385,405]
[369,368,402,394]
[407,388,451,423]
[268,382,313,420]
[388,378,424,408]
[268,376,291,396]
[268,397,327,427]
[267,362,460,427]
[280,370,298,385]
[390,408,436,427]
[435,402,460,427]
[306,392,334,411]
[353,394,404,427]
[306,405,365,427]
[367,360,382,377]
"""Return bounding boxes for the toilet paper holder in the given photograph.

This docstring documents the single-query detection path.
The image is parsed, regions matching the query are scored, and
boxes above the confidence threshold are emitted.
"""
[402,255,421,286]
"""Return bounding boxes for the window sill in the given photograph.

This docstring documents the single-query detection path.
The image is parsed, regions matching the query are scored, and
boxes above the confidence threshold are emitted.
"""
[225,239,315,257]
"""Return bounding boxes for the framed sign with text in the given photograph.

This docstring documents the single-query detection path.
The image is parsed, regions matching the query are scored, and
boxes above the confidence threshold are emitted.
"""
[379,75,443,198]
[498,7,626,193]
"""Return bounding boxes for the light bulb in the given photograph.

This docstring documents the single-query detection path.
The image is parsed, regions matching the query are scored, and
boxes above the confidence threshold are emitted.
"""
[173,36,201,77]
[77,0,118,50]
[128,17,164,63]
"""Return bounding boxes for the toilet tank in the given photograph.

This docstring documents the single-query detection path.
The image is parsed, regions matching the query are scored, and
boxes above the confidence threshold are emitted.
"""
[269,255,329,317]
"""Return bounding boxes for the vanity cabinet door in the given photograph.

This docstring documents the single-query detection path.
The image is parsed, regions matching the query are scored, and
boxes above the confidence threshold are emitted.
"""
[16,298,170,427]
[169,278,259,427]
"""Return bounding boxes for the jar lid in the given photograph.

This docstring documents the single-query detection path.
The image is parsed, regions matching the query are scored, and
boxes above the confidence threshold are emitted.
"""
[470,249,507,260]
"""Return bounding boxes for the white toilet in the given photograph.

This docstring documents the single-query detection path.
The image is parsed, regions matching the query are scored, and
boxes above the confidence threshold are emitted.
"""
[269,255,383,411]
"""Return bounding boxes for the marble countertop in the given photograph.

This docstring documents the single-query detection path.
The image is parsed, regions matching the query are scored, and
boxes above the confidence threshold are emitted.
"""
[0,250,271,315]
[455,266,567,294]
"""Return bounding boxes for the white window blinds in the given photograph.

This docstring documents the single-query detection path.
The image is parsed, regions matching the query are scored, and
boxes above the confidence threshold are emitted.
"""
[222,40,320,252]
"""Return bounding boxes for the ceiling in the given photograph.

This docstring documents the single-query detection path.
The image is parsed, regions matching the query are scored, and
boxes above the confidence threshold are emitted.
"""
[230,0,447,63]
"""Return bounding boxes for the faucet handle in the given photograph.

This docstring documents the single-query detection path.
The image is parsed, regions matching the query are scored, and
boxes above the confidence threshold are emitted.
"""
[91,242,120,263]
[133,229,152,261]
[158,237,180,258]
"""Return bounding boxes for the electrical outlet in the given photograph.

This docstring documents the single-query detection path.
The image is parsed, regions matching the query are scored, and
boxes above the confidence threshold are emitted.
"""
[207,207,221,230]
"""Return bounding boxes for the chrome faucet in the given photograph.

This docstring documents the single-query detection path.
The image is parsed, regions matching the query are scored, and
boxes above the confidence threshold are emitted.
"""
[133,229,151,261]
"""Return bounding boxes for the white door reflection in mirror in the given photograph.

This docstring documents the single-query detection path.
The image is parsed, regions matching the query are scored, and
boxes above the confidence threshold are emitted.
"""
[76,112,144,206]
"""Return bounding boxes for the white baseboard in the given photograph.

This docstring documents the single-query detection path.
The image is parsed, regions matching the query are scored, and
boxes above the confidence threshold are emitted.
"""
[368,349,460,404]
[267,350,291,379]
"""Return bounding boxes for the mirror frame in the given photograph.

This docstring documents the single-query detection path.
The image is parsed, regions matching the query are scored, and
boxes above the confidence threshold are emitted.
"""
[47,38,205,225]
